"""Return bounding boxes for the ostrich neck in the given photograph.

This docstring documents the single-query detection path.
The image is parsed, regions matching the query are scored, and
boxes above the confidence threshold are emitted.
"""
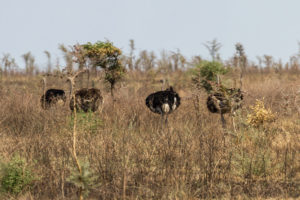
[87,69,90,88]
[42,77,46,94]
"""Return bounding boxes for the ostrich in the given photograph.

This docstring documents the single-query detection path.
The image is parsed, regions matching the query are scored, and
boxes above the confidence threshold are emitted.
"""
[41,77,66,109]
[66,69,103,113]
[145,86,181,125]
[206,88,243,128]
[69,88,103,112]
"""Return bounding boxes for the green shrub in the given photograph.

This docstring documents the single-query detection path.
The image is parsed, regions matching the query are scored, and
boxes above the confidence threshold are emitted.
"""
[67,159,98,198]
[69,111,103,135]
[191,61,228,92]
[0,155,35,195]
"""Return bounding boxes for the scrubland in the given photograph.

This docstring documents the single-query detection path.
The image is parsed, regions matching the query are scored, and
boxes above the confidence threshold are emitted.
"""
[0,68,299,199]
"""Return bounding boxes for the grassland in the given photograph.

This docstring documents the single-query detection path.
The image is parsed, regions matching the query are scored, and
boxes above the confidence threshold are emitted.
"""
[0,69,299,199]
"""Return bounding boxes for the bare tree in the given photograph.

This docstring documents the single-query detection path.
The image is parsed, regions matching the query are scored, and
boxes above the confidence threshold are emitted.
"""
[157,50,172,73]
[289,55,299,73]
[44,51,52,73]
[204,39,222,61]
[136,50,156,71]
[71,44,89,88]
[66,68,89,200]
[234,43,247,89]
[1,53,18,76]
[256,56,263,69]
[263,55,273,73]
[59,44,73,73]
[170,49,186,71]
[22,52,36,75]
[53,57,62,75]
[127,39,135,71]
[190,55,202,67]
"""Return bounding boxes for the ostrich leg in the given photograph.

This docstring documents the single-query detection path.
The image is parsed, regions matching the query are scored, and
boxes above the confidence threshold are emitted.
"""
[161,113,165,129]
[165,113,168,125]
[232,115,236,132]
[220,113,226,128]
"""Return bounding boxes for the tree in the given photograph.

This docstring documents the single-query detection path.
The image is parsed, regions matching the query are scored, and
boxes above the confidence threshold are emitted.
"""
[127,39,135,71]
[263,55,273,73]
[22,52,35,75]
[59,44,73,73]
[234,43,247,89]
[73,41,126,98]
[44,51,52,73]
[1,53,18,76]
[136,50,156,71]
[170,49,186,70]
[204,39,222,61]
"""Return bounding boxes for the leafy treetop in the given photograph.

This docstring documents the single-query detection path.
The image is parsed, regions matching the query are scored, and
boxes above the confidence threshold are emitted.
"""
[80,41,122,69]
[73,41,126,97]
[191,61,228,93]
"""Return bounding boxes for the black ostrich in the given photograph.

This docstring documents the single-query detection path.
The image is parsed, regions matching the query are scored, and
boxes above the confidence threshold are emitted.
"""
[145,86,181,125]
[207,88,243,128]
[70,88,103,112]
[40,77,66,109]
[41,89,67,109]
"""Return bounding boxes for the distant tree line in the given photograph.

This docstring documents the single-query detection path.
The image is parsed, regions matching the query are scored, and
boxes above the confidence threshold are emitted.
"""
[1,39,300,77]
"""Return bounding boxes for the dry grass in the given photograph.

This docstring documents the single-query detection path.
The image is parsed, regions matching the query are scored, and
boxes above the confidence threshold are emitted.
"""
[0,71,299,199]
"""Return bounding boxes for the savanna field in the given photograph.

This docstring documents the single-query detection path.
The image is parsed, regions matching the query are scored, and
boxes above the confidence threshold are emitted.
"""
[0,41,299,199]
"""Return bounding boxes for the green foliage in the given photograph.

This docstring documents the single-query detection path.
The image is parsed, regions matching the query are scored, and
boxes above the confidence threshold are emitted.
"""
[231,129,276,180]
[76,41,126,95]
[0,155,35,195]
[69,112,103,135]
[194,61,227,81]
[191,61,228,92]
[67,159,98,198]
[104,58,126,87]
[81,41,122,68]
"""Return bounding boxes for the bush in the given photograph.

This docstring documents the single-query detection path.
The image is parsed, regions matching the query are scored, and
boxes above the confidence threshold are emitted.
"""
[247,99,276,127]
[69,111,103,135]
[67,159,98,198]
[0,155,35,195]
[191,61,228,92]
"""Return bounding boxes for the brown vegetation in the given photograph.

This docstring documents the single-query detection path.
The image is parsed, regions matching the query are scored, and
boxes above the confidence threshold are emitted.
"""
[0,43,299,199]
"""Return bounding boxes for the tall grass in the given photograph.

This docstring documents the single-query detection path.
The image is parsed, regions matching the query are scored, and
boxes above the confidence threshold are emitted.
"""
[0,71,299,199]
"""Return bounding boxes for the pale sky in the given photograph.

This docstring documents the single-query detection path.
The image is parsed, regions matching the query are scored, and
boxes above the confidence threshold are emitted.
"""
[1,0,300,69]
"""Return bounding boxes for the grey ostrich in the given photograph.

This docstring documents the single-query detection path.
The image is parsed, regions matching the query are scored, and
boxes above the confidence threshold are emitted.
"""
[69,88,103,112]
[146,86,181,125]
[67,69,103,113]
[206,88,243,128]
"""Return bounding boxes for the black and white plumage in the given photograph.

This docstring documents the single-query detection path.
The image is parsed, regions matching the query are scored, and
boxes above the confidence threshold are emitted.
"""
[207,88,243,127]
[70,88,103,112]
[145,86,181,124]
[41,89,67,109]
